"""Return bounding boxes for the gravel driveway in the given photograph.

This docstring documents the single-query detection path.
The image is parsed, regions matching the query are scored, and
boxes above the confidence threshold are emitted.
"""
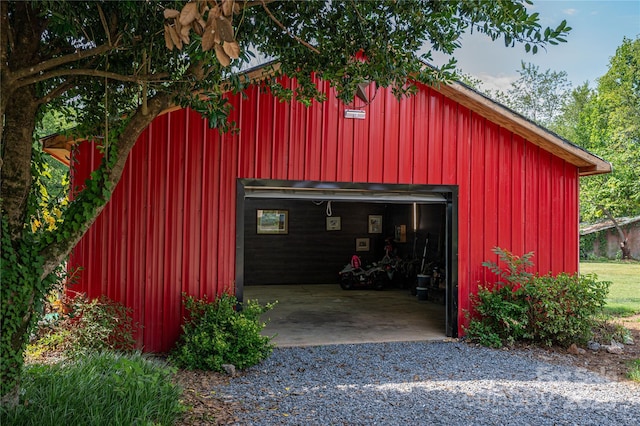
[216,341,640,425]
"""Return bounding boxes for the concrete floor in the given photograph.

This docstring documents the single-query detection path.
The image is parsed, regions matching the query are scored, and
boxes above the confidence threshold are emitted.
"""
[243,284,446,347]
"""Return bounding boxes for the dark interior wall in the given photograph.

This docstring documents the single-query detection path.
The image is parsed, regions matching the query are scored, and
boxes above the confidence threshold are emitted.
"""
[385,203,446,265]
[243,199,445,285]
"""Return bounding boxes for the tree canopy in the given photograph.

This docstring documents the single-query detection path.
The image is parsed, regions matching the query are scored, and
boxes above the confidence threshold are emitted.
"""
[490,61,572,128]
[573,37,640,222]
[470,37,640,223]
[0,0,571,405]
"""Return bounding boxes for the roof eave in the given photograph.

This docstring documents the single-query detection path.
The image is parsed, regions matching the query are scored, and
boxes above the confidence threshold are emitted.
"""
[432,81,612,177]
[43,62,613,176]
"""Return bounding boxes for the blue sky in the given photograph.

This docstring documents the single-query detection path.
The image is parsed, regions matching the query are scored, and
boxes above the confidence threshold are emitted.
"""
[429,0,640,91]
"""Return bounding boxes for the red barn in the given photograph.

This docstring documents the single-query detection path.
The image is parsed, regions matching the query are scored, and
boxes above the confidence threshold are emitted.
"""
[64,67,610,352]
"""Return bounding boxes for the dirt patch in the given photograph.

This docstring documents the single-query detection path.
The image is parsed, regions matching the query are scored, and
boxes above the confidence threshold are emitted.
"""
[513,315,640,383]
[173,369,241,426]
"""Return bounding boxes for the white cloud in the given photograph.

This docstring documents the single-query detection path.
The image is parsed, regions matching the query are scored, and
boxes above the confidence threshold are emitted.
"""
[563,8,578,15]
[474,73,518,92]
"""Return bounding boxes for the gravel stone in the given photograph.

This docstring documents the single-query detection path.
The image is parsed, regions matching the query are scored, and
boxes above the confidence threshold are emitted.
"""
[587,341,601,351]
[215,341,640,425]
[606,345,624,355]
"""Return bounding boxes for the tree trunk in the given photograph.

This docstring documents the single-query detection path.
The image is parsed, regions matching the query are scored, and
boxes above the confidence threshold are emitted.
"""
[1,0,41,239]
[0,85,38,239]
[0,296,34,408]
[601,208,631,260]
[0,232,39,407]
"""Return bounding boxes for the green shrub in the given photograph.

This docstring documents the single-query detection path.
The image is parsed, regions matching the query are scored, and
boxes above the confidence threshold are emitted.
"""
[466,247,611,348]
[26,330,71,359]
[27,294,138,359]
[463,315,504,348]
[0,352,184,426]
[467,284,530,346]
[465,248,533,346]
[169,294,276,371]
[482,247,535,286]
[65,294,138,355]
[526,273,609,346]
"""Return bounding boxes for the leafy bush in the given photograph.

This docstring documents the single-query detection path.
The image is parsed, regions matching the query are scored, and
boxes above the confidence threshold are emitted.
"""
[466,284,530,347]
[482,247,534,286]
[466,247,611,348]
[463,314,504,348]
[65,294,138,355]
[26,330,71,359]
[526,273,609,346]
[169,294,276,371]
[27,293,138,359]
[0,352,184,426]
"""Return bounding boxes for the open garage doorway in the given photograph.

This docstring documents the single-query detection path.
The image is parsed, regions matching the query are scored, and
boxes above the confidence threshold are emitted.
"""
[236,179,458,344]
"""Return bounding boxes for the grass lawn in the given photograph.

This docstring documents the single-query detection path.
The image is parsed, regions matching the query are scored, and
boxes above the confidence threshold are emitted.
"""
[580,261,640,316]
[1,352,184,425]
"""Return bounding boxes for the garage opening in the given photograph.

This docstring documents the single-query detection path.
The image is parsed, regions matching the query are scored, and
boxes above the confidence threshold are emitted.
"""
[236,179,458,343]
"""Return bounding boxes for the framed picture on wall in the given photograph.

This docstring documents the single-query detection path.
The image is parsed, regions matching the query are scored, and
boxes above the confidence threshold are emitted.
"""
[395,224,407,243]
[368,215,382,233]
[355,237,370,252]
[257,209,288,234]
[326,216,341,231]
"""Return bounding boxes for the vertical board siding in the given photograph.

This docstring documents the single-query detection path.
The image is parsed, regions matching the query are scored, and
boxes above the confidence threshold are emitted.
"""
[321,84,340,181]
[70,77,582,352]
[367,84,385,183]
[427,90,444,184]
[483,121,500,284]
[511,135,526,256]
[537,149,552,275]
[382,90,399,183]
[455,105,472,315]
[497,128,513,252]
[441,97,458,185]
[397,93,414,184]
[550,156,566,274]
[469,114,486,289]
[412,89,429,184]
[566,168,579,271]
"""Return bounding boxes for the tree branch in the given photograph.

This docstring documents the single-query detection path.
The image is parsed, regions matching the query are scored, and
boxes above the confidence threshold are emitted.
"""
[260,0,320,54]
[600,206,627,242]
[242,0,277,8]
[39,92,174,279]
[36,78,77,106]
[97,4,112,46]
[10,43,116,81]
[15,68,171,88]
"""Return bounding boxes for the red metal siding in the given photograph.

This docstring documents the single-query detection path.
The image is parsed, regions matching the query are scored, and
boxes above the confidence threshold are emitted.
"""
[469,114,486,289]
[511,135,526,256]
[455,105,472,315]
[427,90,444,184]
[497,128,513,252]
[70,76,582,352]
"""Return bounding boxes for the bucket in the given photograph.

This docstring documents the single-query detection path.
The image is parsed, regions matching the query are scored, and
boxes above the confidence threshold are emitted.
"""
[416,287,428,301]
[417,274,430,287]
